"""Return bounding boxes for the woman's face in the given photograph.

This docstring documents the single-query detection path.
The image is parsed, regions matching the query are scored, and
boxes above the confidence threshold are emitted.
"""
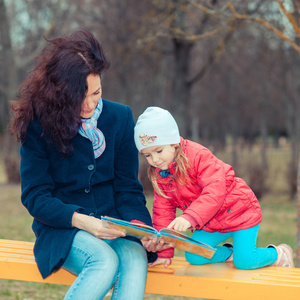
[80,74,102,118]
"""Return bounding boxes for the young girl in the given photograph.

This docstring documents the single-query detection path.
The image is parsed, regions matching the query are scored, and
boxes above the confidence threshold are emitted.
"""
[134,106,294,269]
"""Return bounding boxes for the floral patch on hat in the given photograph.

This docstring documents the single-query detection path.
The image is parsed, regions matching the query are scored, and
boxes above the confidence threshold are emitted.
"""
[139,134,157,146]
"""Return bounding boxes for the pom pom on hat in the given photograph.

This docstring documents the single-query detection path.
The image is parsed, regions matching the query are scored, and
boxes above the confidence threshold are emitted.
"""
[134,107,180,152]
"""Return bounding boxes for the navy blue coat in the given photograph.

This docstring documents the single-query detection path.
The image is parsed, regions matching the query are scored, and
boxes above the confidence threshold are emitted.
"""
[20,99,153,278]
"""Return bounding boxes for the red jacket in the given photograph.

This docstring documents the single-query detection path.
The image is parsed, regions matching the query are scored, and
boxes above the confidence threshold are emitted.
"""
[152,138,262,258]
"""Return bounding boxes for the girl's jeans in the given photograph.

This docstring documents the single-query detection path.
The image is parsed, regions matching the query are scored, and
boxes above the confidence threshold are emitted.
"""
[185,225,277,269]
[62,230,148,300]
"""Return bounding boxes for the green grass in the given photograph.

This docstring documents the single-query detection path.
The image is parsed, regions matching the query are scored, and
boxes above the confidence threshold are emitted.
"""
[0,146,298,299]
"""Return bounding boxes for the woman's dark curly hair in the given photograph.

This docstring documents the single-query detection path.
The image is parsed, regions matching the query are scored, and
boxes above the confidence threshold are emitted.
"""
[9,30,110,155]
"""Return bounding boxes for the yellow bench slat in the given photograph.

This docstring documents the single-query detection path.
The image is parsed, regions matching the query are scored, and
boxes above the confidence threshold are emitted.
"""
[1,239,300,300]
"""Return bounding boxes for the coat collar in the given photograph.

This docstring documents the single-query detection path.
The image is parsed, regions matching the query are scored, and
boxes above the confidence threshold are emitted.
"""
[154,137,188,180]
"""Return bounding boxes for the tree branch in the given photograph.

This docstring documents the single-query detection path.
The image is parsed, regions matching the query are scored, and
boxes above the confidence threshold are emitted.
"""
[278,1,300,38]
[187,24,236,86]
[15,21,54,70]
[227,2,300,54]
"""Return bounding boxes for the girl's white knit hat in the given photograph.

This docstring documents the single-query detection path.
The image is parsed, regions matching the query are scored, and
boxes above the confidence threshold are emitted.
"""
[134,106,180,152]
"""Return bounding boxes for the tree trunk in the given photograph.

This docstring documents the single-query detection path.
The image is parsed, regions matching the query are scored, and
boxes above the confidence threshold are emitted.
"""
[170,38,193,137]
[291,55,300,200]
[0,0,15,133]
[229,72,239,170]
[297,157,300,267]
[295,57,300,267]
[259,101,268,170]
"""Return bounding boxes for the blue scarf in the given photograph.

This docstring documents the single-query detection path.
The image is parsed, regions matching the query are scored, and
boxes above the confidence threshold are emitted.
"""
[159,170,171,178]
[78,98,105,159]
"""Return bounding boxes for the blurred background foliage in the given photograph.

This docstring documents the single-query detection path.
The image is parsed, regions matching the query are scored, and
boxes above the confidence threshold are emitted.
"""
[1,0,300,200]
[0,1,300,229]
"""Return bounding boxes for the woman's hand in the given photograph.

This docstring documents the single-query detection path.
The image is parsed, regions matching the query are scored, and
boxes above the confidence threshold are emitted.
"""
[167,216,191,232]
[148,257,172,268]
[142,238,174,253]
[72,212,125,240]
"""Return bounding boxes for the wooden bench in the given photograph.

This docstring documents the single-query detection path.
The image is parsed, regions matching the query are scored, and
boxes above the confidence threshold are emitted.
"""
[0,239,300,300]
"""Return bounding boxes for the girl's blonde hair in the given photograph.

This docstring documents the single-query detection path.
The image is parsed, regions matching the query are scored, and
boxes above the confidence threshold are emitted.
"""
[148,144,191,198]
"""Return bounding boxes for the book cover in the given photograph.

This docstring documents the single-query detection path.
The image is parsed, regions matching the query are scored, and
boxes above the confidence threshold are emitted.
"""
[101,216,216,259]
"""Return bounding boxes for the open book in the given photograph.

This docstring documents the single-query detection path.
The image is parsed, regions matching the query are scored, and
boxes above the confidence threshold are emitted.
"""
[101,216,216,259]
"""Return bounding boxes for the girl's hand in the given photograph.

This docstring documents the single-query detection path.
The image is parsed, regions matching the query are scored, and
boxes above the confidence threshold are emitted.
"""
[72,212,125,240]
[142,238,174,252]
[167,216,191,232]
[148,257,172,268]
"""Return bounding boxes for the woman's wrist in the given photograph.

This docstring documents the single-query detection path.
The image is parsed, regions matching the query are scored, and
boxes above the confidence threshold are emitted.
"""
[71,211,88,229]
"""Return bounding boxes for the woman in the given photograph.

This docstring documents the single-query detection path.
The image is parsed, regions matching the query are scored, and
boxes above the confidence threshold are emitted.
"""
[9,30,157,300]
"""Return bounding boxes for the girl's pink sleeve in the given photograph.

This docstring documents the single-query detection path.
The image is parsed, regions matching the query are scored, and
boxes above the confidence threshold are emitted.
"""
[158,247,174,258]
[152,191,176,258]
[130,219,147,225]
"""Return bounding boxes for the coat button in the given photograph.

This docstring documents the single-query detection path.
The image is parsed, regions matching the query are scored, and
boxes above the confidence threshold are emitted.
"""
[84,188,91,193]
[227,209,231,213]
[184,204,187,208]
[88,164,95,171]
[169,180,173,183]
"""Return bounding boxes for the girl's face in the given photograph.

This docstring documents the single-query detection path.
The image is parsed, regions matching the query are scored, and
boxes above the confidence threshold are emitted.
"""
[80,74,102,118]
[141,144,177,170]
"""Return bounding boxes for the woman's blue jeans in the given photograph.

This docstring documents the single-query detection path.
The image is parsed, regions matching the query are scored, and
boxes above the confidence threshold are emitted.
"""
[62,230,148,300]
[185,225,278,269]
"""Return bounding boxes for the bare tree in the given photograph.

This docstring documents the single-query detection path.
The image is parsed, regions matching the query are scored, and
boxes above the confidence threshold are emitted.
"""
[132,0,273,139]
[0,0,15,134]
[0,0,87,181]
[228,0,300,267]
